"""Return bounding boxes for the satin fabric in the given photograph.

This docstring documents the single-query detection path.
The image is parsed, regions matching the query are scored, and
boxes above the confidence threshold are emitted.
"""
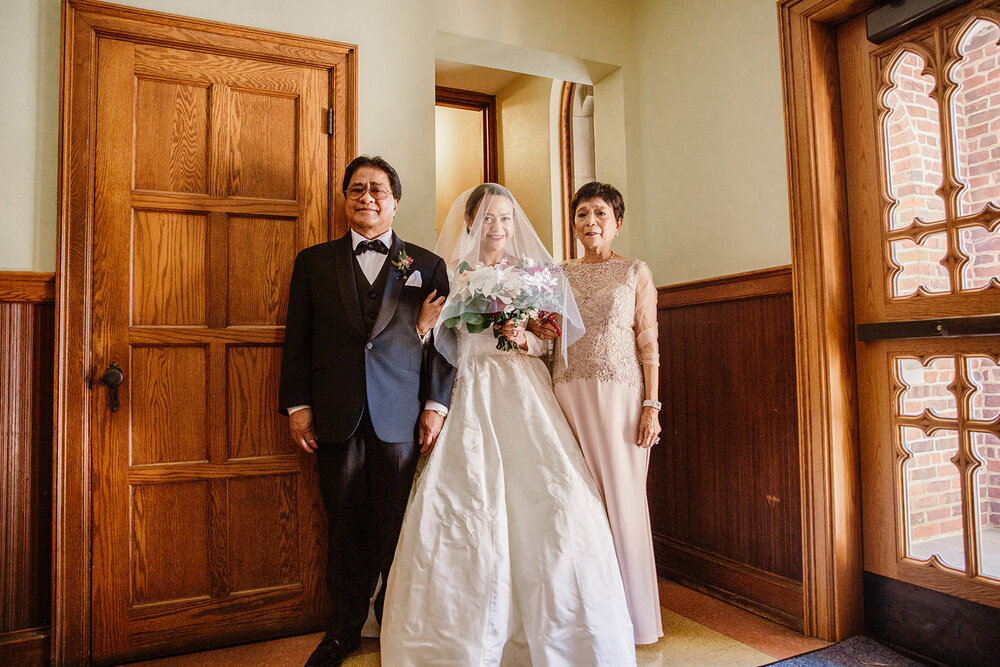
[381,329,636,666]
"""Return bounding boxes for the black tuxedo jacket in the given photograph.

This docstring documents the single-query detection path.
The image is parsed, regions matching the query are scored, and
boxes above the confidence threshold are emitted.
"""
[278,231,455,443]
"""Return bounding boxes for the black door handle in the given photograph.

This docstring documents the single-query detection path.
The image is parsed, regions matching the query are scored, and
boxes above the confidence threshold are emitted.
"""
[102,362,124,413]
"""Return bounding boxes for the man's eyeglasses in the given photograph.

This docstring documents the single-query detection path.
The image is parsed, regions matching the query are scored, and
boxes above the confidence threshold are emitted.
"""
[346,183,393,200]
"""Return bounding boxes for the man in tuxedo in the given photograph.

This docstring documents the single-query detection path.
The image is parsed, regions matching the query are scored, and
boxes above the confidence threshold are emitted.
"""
[279,155,454,667]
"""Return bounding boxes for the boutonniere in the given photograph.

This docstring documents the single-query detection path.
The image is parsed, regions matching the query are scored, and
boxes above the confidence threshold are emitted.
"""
[391,248,414,280]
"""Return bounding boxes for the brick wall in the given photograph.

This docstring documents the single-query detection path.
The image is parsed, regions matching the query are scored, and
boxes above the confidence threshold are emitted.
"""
[952,19,1000,290]
[884,19,1000,296]
[968,358,1000,533]
[885,18,1000,561]
[899,356,1000,556]
[899,360,962,548]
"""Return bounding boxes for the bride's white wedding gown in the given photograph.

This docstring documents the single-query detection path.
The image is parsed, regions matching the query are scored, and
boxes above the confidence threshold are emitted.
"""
[380,327,636,666]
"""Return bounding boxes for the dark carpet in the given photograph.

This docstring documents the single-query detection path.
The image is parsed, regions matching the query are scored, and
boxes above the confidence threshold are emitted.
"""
[765,635,931,666]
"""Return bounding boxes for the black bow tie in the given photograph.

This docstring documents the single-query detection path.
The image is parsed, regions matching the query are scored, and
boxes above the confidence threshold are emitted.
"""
[354,239,388,255]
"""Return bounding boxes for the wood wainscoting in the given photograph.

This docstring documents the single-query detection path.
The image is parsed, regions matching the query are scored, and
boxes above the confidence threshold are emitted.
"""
[0,271,55,664]
[650,266,803,630]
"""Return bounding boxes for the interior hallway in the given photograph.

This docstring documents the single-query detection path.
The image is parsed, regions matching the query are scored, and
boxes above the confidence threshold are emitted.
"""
[128,580,829,666]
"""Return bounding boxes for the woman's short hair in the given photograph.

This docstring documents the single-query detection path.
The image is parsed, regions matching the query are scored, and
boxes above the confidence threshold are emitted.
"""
[342,155,402,200]
[465,183,513,220]
[571,182,625,221]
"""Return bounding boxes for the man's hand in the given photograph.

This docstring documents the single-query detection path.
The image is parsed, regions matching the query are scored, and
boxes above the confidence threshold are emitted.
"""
[418,409,445,454]
[289,408,318,453]
[417,289,446,338]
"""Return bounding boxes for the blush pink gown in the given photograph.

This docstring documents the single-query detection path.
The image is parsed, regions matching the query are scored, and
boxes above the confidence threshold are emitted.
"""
[552,257,663,645]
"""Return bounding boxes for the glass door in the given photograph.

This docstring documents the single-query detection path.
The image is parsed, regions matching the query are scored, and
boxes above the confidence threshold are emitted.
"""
[839,0,1000,605]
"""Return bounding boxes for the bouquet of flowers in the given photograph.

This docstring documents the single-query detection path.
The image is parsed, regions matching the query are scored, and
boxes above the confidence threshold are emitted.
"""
[442,258,565,351]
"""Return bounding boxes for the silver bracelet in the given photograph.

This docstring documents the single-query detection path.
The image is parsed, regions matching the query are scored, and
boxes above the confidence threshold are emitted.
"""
[642,399,661,410]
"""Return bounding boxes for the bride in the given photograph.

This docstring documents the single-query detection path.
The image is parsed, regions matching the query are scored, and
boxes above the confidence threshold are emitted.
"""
[380,184,636,666]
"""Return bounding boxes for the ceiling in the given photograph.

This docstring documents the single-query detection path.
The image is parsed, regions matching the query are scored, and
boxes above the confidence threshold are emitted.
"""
[434,59,528,95]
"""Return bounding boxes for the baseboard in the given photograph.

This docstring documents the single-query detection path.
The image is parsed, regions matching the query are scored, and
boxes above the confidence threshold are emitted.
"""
[654,534,804,632]
[864,571,1000,667]
[0,626,50,666]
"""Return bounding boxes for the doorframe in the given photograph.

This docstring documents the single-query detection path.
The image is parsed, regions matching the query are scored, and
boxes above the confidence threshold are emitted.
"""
[434,86,499,184]
[777,0,879,641]
[54,1,357,662]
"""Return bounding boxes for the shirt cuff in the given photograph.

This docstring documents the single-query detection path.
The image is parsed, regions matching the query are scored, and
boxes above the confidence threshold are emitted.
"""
[424,400,448,415]
[287,404,311,415]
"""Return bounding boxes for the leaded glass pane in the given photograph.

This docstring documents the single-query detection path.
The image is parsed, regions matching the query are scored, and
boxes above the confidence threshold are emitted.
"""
[897,356,957,418]
[902,426,965,569]
[950,19,1000,218]
[958,224,1000,290]
[967,355,1000,423]
[972,431,1000,580]
[884,51,946,231]
[891,232,951,295]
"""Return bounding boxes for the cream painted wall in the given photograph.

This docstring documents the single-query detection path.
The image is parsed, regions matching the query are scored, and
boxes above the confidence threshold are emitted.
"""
[2,0,442,270]
[497,74,554,250]
[635,0,791,284]
[1,0,60,271]
[2,0,794,288]
[1,0,641,272]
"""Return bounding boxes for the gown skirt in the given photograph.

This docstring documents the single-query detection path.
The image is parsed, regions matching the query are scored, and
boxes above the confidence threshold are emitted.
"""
[380,331,636,666]
[554,378,663,645]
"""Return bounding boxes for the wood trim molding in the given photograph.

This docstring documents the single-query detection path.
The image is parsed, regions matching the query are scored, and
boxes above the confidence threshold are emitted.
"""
[559,82,575,259]
[55,1,357,662]
[654,535,804,632]
[0,272,56,303]
[0,627,51,666]
[656,265,792,309]
[778,0,874,641]
[435,86,499,184]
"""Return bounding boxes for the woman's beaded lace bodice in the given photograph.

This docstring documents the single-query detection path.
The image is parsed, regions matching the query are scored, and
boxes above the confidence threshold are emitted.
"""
[553,257,658,391]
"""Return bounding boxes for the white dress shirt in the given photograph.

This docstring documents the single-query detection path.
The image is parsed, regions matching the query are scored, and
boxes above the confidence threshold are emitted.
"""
[287,228,447,418]
[351,228,394,284]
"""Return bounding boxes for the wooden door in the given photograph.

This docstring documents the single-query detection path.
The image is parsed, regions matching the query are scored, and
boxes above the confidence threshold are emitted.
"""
[65,4,354,663]
[839,0,1000,611]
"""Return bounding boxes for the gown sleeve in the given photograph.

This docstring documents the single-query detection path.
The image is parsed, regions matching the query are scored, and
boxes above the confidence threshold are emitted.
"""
[524,330,547,357]
[634,262,659,369]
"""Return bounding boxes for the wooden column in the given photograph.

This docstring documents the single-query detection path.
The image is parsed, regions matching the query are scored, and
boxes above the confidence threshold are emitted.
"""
[778,0,875,641]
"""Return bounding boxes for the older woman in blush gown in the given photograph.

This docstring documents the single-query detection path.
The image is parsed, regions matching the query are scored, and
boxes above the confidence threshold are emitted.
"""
[532,181,663,645]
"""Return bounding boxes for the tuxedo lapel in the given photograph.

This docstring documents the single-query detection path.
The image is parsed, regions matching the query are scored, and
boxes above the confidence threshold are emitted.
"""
[369,233,406,341]
[332,234,367,339]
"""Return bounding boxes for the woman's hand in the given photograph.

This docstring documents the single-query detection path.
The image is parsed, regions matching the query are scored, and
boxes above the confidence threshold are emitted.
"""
[637,405,661,448]
[527,317,560,340]
[499,318,529,350]
[417,289,446,338]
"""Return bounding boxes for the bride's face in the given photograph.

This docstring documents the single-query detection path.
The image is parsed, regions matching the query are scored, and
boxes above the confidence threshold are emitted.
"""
[480,196,514,255]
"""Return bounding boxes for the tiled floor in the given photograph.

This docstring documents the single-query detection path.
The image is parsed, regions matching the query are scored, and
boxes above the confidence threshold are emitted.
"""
[130,579,829,666]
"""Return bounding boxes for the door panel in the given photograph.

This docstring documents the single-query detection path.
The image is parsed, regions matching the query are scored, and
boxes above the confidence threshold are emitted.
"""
[90,33,334,663]
[839,0,1000,610]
